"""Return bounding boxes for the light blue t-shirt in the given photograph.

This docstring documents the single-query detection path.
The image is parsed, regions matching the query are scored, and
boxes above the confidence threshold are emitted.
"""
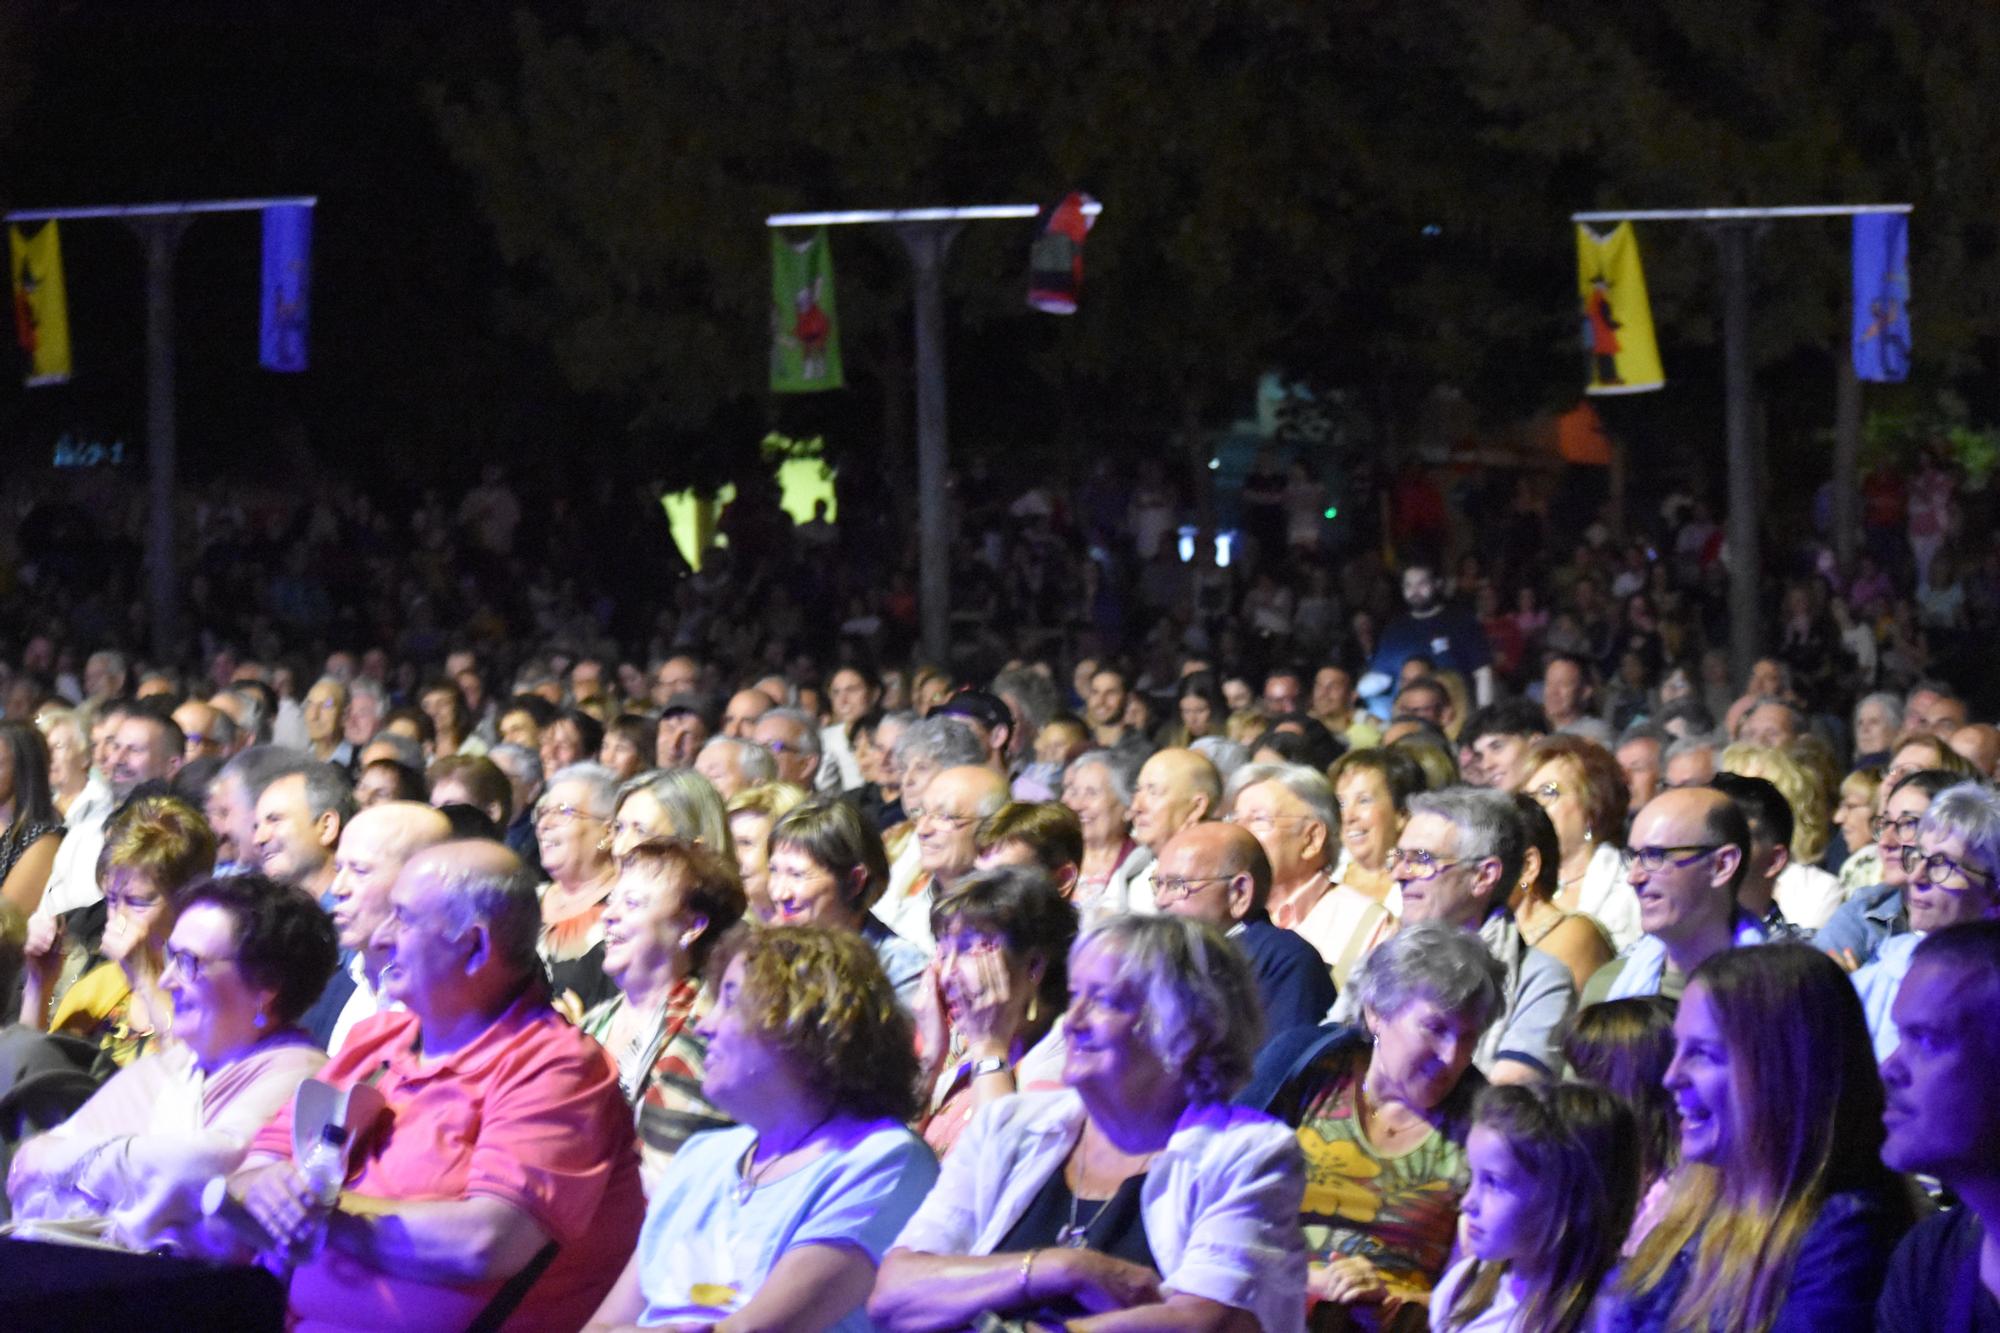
[637,1120,939,1330]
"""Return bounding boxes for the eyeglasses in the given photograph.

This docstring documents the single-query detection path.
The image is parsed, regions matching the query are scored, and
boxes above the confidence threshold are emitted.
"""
[1871,813,1924,842]
[536,801,605,828]
[163,944,235,985]
[1154,874,1234,902]
[1529,782,1564,808]
[1224,811,1316,837]
[912,807,978,830]
[1622,844,1724,875]
[1900,846,1996,888]
[1385,848,1463,881]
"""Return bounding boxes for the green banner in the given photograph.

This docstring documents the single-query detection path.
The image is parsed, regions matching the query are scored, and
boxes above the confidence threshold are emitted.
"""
[770,228,844,393]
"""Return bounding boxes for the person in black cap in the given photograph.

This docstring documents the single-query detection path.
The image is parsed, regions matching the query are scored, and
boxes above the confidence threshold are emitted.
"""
[654,692,715,770]
[930,689,1013,779]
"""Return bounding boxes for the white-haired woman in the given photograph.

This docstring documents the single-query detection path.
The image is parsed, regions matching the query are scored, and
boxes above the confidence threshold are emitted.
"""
[1060,749,1144,923]
[870,914,1308,1333]
[1244,921,1502,1325]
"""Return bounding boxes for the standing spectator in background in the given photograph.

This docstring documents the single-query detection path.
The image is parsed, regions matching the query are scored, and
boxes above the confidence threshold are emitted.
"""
[1364,562,1494,716]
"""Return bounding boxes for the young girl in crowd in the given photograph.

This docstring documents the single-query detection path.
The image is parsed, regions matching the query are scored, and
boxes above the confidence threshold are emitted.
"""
[1561,996,1679,1252]
[1431,1083,1640,1333]
[1596,945,1914,1333]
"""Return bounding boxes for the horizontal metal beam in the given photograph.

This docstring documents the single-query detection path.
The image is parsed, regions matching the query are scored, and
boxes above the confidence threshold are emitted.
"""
[1572,204,1911,222]
[767,201,1102,227]
[5,196,317,222]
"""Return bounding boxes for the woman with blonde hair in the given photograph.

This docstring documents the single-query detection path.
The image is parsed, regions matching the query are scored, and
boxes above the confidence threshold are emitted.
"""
[1720,742,1843,929]
[726,780,809,923]
[1831,767,1884,893]
[1596,945,1911,1332]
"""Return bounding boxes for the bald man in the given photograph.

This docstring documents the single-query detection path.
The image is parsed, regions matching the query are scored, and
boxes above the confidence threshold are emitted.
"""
[1582,786,1761,1005]
[721,688,776,739]
[1156,821,1335,1040]
[296,801,453,1052]
[1120,747,1221,914]
[887,764,1010,950]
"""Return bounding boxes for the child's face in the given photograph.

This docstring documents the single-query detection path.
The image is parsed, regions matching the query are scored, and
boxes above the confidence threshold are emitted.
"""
[1459,1124,1548,1268]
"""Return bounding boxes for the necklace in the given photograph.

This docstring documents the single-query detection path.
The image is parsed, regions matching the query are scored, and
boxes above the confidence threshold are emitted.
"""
[735,1113,836,1204]
[1056,1128,1159,1249]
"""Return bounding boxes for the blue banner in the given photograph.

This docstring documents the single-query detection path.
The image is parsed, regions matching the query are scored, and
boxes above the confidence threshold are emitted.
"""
[260,204,312,373]
[1852,214,1910,383]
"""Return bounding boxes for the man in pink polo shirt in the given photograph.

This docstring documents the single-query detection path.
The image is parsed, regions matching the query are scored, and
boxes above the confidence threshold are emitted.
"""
[232,840,644,1332]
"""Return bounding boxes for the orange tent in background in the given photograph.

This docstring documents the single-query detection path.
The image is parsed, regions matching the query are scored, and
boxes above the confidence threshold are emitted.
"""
[1556,400,1613,466]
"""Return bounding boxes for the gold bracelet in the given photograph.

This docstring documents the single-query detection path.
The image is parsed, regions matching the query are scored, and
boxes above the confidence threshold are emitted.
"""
[1017,1247,1038,1306]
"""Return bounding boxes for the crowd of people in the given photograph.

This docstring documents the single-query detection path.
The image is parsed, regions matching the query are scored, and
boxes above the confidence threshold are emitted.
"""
[0,442,1995,1329]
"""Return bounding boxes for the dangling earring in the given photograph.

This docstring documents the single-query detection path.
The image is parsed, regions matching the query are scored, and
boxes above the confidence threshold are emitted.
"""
[253,1010,268,1030]
[1025,995,1039,1026]
[1584,827,1594,847]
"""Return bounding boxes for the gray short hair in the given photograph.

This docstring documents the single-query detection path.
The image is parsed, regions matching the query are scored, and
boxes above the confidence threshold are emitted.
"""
[349,678,387,711]
[1224,761,1338,836]
[1352,920,1505,1032]
[616,767,729,850]
[1406,786,1524,878]
[759,707,822,758]
[1921,783,2000,881]
[892,715,987,777]
[1190,736,1251,785]
[1076,913,1263,1103]
[544,761,620,817]
[1065,748,1142,808]
[1855,691,1904,735]
[432,847,544,976]
[221,745,312,804]
[1665,731,1725,764]
[488,742,543,790]
[364,730,424,772]
[301,761,357,826]
[701,736,777,786]
[225,686,269,743]
[992,668,1059,731]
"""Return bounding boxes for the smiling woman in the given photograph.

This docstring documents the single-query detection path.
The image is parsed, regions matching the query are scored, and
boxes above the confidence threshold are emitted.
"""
[1598,945,1913,1333]
[765,798,928,1008]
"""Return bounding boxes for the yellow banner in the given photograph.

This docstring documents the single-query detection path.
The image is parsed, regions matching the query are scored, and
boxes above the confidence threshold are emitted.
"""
[10,222,72,386]
[1576,222,1663,395]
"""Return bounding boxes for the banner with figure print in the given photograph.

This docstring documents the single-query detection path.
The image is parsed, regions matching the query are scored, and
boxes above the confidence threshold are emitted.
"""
[9,221,72,386]
[1575,222,1664,395]
[770,228,843,393]
[260,204,313,373]
[1852,213,1911,383]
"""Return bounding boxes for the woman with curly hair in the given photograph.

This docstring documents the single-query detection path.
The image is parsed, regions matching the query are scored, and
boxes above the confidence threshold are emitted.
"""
[586,925,939,1333]
[871,914,1307,1333]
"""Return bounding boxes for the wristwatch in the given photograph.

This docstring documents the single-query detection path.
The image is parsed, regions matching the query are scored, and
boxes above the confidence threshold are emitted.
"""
[968,1055,1012,1079]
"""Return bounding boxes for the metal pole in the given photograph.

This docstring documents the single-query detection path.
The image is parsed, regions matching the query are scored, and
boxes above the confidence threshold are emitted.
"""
[1716,221,1760,684]
[896,221,962,669]
[132,217,188,660]
[1833,345,1862,570]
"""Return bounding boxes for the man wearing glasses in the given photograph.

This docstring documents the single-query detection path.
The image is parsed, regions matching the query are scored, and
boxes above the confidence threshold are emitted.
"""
[1344,786,1573,1083]
[1585,787,1758,1005]
[1853,783,2000,1061]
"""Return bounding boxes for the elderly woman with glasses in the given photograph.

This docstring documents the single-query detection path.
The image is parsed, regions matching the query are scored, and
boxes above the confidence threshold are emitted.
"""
[536,761,623,1015]
[870,914,1307,1333]
[1852,782,2000,1060]
[1817,767,1966,973]
[580,839,746,1196]
[1241,921,1501,1327]
[7,873,336,1249]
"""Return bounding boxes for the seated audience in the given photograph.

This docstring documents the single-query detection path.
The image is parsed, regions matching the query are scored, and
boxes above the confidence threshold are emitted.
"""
[578,838,745,1194]
[972,799,1084,899]
[916,865,1076,1157]
[1245,922,1498,1324]
[1060,748,1143,923]
[872,913,1307,1333]
[1522,735,1639,952]
[233,840,645,1333]
[1156,821,1337,1043]
[1596,945,1912,1331]
[1560,996,1679,1252]
[1507,794,1614,990]
[609,767,730,858]
[767,796,929,1006]
[8,873,335,1247]
[587,925,939,1333]
[1430,1084,1640,1333]
[1876,921,2000,1329]
[725,779,809,923]
[1853,782,2000,1060]
[535,761,623,1013]
[1816,767,1960,970]
[1583,787,1760,1004]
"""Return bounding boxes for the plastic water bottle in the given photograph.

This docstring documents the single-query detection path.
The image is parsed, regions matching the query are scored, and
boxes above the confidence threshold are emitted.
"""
[291,1122,349,1261]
